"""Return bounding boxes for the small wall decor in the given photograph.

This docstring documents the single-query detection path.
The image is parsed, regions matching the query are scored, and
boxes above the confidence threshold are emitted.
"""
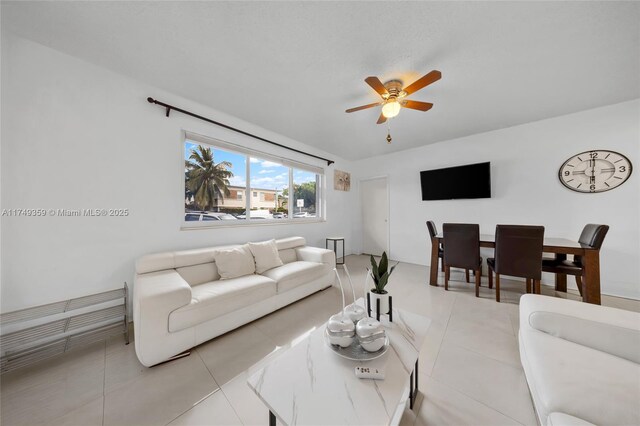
[334,170,351,191]
[558,150,632,193]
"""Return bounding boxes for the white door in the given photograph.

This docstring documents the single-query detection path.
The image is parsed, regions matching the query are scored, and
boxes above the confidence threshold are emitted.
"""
[360,177,389,256]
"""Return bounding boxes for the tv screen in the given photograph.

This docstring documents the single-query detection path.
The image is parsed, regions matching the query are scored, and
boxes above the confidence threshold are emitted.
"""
[420,162,491,200]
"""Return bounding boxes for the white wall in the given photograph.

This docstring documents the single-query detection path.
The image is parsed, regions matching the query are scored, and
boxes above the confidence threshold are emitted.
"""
[0,34,355,312]
[352,99,640,299]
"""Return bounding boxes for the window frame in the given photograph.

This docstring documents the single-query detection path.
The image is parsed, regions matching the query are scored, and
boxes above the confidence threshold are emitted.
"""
[182,131,325,229]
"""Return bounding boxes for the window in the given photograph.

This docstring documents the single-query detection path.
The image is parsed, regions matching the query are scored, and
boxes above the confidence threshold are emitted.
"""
[183,132,323,227]
[184,140,247,221]
[292,169,319,218]
[250,156,289,218]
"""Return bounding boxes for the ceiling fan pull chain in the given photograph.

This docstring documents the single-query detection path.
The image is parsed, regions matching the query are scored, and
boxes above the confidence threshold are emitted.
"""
[386,122,392,144]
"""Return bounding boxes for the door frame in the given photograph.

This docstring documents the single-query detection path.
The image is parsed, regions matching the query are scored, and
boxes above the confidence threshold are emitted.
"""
[359,175,390,258]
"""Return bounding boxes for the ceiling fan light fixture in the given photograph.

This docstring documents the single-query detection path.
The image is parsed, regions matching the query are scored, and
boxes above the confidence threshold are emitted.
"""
[381,100,401,118]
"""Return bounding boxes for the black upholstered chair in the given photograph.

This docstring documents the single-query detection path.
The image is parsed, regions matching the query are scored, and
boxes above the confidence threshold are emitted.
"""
[542,224,609,297]
[443,223,483,297]
[427,221,444,273]
[487,225,545,302]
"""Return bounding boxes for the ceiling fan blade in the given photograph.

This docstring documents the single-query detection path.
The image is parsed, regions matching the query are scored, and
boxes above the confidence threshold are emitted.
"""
[365,76,389,97]
[377,113,387,124]
[402,100,434,111]
[345,102,381,113]
[402,70,442,96]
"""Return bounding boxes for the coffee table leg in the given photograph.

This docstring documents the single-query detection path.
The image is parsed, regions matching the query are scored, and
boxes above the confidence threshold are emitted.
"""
[269,411,276,426]
[410,359,419,410]
[410,371,414,409]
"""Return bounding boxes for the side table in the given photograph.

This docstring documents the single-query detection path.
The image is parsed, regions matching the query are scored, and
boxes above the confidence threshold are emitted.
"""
[326,237,345,265]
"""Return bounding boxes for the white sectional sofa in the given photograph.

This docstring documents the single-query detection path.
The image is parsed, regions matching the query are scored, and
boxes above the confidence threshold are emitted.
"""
[519,295,640,426]
[133,237,336,367]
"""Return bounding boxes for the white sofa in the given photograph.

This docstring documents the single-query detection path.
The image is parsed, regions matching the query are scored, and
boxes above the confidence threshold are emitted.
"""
[133,237,336,367]
[519,295,640,426]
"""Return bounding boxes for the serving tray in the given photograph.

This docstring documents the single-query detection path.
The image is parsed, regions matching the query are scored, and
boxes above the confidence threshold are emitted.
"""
[324,328,389,361]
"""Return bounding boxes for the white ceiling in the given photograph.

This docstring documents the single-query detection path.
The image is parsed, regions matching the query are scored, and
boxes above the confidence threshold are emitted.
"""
[2,1,639,160]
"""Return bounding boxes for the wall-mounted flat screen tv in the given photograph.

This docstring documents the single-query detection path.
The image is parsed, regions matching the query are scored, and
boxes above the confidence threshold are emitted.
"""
[420,162,491,200]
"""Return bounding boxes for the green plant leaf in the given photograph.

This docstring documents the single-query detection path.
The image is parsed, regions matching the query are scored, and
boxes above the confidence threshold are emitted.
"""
[389,264,397,276]
[379,252,388,276]
[378,273,389,291]
[370,255,380,282]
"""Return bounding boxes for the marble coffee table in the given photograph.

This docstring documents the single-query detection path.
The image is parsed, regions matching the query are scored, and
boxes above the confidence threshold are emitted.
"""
[247,299,431,425]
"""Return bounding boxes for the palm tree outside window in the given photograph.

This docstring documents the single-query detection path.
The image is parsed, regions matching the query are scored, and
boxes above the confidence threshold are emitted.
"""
[185,145,233,212]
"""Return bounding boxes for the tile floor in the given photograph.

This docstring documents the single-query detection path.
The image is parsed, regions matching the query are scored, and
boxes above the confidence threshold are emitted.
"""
[1,255,638,426]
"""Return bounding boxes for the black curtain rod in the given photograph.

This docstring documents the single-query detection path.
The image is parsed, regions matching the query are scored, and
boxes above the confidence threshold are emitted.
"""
[147,97,334,166]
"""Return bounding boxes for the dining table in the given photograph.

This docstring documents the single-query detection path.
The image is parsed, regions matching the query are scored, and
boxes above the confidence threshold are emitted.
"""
[429,233,602,305]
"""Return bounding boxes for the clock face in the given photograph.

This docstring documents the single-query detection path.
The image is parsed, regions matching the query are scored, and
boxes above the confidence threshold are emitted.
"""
[559,150,632,193]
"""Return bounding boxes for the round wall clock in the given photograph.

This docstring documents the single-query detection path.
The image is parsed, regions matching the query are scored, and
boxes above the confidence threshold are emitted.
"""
[558,150,632,193]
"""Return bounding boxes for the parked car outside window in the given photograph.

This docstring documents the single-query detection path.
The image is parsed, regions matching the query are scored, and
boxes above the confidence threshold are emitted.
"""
[184,212,238,222]
[236,210,272,219]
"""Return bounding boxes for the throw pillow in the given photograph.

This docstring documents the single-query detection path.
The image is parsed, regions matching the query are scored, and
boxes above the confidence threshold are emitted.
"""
[249,239,284,274]
[213,245,256,279]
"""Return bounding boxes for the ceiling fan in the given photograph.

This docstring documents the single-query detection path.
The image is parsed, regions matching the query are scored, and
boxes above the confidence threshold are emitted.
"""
[345,70,441,124]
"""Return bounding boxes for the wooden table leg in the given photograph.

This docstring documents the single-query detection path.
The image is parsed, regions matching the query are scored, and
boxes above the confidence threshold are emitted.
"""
[429,239,439,286]
[555,274,567,293]
[582,249,601,305]
[554,253,567,292]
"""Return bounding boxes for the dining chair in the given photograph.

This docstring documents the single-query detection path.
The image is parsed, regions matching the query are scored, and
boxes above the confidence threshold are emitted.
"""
[428,221,479,281]
[426,221,445,273]
[542,224,609,297]
[442,223,482,297]
[487,225,545,302]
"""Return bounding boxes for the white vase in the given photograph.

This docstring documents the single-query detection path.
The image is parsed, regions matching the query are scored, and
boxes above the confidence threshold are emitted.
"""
[369,290,390,315]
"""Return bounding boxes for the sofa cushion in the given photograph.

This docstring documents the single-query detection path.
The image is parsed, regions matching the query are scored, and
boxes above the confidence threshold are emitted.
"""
[213,245,255,279]
[176,262,219,286]
[249,239,284,274]
[261,261,328,293]
[174,247,220,268]
[520,328,640,426]
[278,248,297,264]
[169,274,276,332]
[135,238,305,275]
[529,310,640,364]
[276,236,306,250]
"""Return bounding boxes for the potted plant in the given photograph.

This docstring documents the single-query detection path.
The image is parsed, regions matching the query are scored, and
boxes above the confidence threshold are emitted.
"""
[367,252,397,315]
